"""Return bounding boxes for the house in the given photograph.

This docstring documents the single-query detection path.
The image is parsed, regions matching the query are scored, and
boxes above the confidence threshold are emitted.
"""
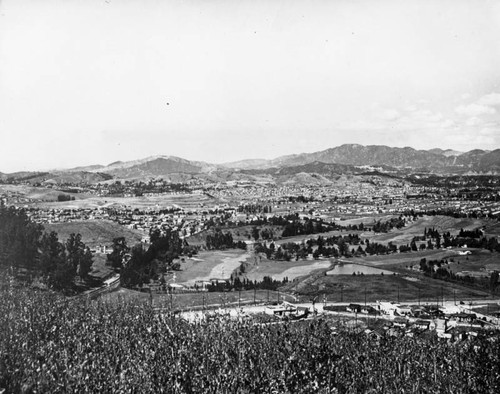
[393,317,408,328]
[265,304,297,317]
[347,303,362,313]
[377,301,399,316]
[396,305,413,316]
[450,313,477,323]
[361,305,378,315]
[414,319,431,330]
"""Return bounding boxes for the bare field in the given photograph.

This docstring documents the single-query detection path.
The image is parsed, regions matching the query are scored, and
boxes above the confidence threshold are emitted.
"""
[174,250,251,285]
[291,272,491,303]
[245,258,333,282]
[349,249,459,268]
[29,193,217,210]
[44,219,144,247]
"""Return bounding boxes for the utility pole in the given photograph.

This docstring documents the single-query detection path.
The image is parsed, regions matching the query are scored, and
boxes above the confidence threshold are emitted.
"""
[364,287,367,306]
[238,288,241,309]
[254,287,256,305]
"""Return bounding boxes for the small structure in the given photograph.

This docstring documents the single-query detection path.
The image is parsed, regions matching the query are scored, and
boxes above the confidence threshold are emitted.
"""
[414,319,431,330]
[377,301,399,316]
[347,303,362,313]
[265,303,297,317]
[450,313,477,323]
[393,317,408,328]
[168,283,184,292]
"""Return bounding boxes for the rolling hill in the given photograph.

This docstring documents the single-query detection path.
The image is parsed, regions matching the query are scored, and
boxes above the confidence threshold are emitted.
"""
[2,144,500,184]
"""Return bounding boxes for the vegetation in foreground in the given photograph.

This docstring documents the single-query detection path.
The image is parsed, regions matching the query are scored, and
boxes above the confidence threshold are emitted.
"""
[1,285,500,393]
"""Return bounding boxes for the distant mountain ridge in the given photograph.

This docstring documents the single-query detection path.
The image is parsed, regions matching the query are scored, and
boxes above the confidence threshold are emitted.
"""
[224,144,500,173]
[1,144,500,185]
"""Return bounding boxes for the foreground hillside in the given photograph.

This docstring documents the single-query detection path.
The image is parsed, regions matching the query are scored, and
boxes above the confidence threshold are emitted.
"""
[1,287,499,393]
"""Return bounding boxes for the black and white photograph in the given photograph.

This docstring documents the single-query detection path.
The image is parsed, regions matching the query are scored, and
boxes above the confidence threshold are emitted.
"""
[1,0,500,392]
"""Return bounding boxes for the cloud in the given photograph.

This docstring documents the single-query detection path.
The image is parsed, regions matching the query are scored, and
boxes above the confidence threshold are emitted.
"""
[465,117,481,126]
[478,93,500,107]
[455,103,496,117]
[377,108,400,121]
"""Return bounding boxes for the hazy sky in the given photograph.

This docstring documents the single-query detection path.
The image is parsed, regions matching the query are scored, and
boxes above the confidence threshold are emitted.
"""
[1,0,500,172]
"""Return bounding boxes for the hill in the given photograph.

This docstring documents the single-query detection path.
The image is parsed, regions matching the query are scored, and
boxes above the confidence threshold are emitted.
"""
[3,144,500,182]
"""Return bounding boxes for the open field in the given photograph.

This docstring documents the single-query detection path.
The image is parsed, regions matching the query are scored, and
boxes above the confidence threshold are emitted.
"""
[0,184,91,202]
[338,215,397,226]
[245,257,332,282]
[45,219,144,247]
[348,248,500,277]
[363,215,487,245]
[349,249,464,268]
[484,220,500,237]
[174,250,251,285]
[29,192,218,210]
[272,229,361,245]
[287,271,493,304]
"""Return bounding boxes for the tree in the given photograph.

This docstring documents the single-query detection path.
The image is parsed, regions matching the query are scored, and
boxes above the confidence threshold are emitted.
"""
[108,237,129,270]
[0,206,43,271]
[121,244,148,287]
[66,233,93,281]
[39,231,66,278]
[490,271,499,293]
[251,227,260,241]
[78,248,93,280]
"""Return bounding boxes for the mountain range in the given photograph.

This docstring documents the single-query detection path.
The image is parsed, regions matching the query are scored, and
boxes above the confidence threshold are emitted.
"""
[1,144,500,185]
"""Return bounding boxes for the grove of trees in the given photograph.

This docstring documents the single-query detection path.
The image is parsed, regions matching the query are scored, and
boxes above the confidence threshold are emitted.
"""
[0,204,93,292]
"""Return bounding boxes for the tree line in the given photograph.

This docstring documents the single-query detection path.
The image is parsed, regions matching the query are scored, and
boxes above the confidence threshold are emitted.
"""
[0,204,93,292]
[109,227,199,289]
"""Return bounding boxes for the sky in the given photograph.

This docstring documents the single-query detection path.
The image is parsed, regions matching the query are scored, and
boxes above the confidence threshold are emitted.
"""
[1,0,500,172]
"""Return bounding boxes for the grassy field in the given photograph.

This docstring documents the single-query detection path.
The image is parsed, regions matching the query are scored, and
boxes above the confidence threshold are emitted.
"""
[173,250,251,285]
[287,271,492,304]
[484,220,500,237]
[348,248,500,277]
[45,219,144,248]
[245,257,332,282]
[0,184,91,202]
[349,249,461,268]
[31,192,217,210]
[363,215,487,245]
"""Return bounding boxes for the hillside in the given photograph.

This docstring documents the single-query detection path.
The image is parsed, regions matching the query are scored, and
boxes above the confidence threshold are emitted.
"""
[2,144,500,182]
